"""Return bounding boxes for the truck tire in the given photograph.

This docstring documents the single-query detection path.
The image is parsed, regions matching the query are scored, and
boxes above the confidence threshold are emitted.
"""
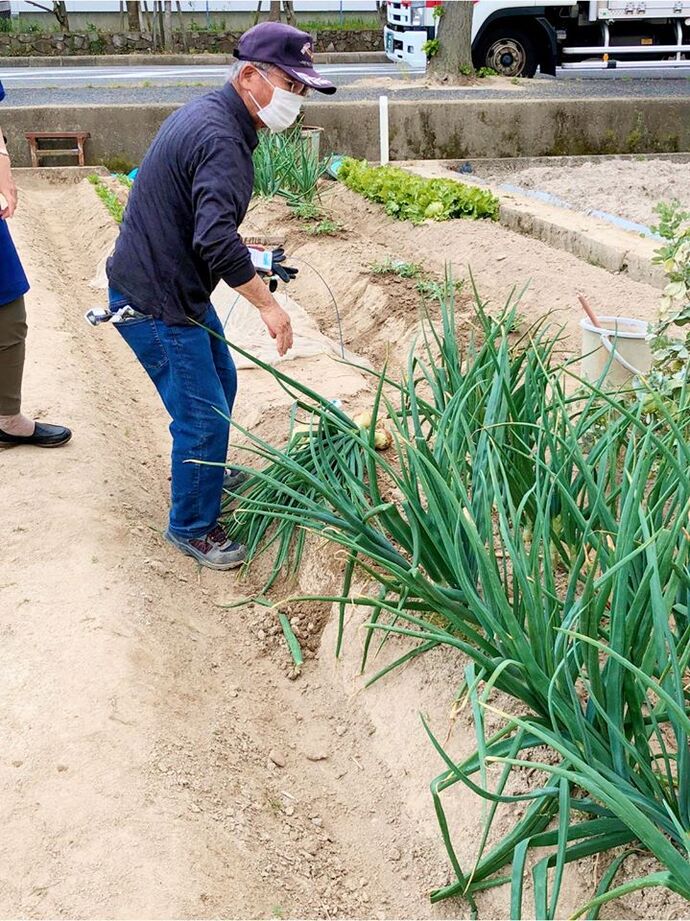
[474,27,538,78]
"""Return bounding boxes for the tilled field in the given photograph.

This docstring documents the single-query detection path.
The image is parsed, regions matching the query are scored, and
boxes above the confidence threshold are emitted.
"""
[1,170,686,921]
[473,156,690,229]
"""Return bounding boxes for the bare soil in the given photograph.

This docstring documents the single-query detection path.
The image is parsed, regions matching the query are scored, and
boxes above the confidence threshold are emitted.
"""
[242,182,661,371]
[0,174,452,921]
[477,158,690,229]
[1,172,686,921]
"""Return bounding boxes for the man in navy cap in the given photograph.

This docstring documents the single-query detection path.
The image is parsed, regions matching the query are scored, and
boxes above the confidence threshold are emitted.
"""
[0,78,71,448]
[106,22,336,571]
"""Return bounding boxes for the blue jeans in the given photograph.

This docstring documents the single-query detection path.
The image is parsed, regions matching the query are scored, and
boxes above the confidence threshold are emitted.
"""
[109,289,237,540]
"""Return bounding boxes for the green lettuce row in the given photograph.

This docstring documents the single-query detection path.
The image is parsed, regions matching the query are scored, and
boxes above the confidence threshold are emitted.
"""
[339,158,500,224]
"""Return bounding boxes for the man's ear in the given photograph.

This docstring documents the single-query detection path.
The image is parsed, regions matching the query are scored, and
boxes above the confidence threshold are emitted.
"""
[237,63,258,87]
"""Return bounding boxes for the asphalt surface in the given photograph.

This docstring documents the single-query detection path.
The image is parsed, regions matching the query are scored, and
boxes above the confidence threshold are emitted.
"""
[1,61,688,105]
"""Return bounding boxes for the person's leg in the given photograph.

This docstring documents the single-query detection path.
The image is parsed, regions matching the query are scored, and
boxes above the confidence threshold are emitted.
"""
[115,312,230,539]
[164,320,231,538]
[204,306,238,417]
[0,296,72,446]
[0,296,32,435]
[203,306,247,491]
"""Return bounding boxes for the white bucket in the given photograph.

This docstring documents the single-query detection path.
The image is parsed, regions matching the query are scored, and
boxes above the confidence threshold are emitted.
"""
[580,316,652,388]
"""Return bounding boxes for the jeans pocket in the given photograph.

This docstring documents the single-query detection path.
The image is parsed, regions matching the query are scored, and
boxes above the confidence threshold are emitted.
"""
[116,316,168,373]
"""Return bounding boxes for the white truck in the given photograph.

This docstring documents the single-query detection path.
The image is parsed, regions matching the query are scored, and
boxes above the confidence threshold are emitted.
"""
[384,0,690,75]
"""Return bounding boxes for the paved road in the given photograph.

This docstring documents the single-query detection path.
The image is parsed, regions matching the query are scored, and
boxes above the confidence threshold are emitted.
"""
[0,61,423,87]
[1,61,688,105]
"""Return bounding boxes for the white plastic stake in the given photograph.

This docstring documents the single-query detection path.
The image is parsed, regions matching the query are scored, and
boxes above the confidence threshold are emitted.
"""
[379,95,390,166]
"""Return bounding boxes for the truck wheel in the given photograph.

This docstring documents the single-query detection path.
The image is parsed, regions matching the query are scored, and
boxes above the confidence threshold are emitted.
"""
[475,28,538,78]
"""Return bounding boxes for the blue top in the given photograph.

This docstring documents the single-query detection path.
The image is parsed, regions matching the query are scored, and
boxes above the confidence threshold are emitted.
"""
[107,82,259,325]
[0,222,30,307]
[0,79,30,307]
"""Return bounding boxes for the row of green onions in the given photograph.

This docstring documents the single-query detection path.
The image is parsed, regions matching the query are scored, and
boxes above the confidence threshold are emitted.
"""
[213,281,690,919]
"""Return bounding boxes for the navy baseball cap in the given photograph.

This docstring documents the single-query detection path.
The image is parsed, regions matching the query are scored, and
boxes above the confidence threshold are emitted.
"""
[234,22,336,95]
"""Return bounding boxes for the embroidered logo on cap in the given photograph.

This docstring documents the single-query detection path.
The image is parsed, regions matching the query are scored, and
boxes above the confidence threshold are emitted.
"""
[300,40,314,63]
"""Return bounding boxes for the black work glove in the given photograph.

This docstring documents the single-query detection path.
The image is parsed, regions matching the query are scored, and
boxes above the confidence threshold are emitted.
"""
[269,247,298,284]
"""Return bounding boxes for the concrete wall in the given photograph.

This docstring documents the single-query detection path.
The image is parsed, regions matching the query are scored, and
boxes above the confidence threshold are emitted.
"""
[318,98,690,159]
[3,97,689,168]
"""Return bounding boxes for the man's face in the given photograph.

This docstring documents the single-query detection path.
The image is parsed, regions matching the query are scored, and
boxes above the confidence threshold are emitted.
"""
[236,63,309,118]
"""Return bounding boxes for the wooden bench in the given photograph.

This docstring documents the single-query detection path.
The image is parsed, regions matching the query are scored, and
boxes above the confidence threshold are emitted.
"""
[25,131,90,168]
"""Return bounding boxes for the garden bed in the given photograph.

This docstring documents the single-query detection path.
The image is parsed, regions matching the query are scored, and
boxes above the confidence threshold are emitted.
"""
[241,181,660,370]
[25,166,689,920]
[464,155,690,230]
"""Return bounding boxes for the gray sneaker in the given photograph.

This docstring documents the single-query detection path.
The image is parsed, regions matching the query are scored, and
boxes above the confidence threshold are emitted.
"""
[224,468,248,492]
[165,524,247,571]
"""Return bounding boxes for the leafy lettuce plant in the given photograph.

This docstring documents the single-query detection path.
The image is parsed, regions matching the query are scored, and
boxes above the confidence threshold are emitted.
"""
[339,158,499,224]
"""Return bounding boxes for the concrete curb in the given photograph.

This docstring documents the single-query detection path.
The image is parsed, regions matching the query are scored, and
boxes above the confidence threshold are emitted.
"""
[13,165,108,180]
[450,151,690,173]
[0,50,388,67]
[401,160,666,290]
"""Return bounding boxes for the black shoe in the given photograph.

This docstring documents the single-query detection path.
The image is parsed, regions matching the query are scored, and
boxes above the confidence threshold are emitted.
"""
[223,468,248,492]
[0,422,72,448]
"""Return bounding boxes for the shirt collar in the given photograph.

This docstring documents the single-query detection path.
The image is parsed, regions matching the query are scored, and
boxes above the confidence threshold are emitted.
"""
[220,81,258,151]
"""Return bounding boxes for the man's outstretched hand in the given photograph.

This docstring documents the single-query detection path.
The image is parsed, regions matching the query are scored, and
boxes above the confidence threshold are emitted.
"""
[258,301,294,356]
[235,272,294,357]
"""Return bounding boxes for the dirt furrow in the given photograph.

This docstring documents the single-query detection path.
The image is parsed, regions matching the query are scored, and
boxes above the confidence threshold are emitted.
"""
[0,175,451,921]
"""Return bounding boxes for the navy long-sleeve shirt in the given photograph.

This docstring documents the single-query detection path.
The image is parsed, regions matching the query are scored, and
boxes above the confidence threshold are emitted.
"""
[107,82,259,325]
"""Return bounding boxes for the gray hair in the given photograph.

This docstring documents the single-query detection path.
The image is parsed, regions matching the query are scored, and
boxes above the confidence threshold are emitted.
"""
[227,59,272,81]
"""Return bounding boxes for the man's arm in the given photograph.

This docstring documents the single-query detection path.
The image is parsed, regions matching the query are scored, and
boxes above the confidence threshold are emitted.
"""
[234,274,294,357]
[191,135,293,355]
[0,125,17,219]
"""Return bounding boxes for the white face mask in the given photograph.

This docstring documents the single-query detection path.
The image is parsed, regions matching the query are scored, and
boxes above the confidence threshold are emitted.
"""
[250,70,303,133]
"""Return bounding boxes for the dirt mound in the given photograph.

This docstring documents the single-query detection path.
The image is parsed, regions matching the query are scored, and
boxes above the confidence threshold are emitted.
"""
[242,183,661,371]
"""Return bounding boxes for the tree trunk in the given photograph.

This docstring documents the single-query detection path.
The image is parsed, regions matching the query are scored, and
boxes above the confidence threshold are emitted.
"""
[158,1,165,49]
[126,0,139,31]
[427,1,474,80]
[150,0,157,51]
[376,1,387,26]
[54,1,69,31]
[283,1,295,25]
[175,0,187,52]
[25,1,69,30]
[268,1,281,22]
[253,1,262,26]
[142,0,152,34]
[163,0,173,51]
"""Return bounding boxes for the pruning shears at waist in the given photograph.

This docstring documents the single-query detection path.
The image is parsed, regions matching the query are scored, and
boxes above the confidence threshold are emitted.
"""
[84,304,147,326]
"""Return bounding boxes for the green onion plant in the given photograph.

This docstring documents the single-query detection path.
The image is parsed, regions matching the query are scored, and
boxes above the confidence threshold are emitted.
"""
[214,278,690,917]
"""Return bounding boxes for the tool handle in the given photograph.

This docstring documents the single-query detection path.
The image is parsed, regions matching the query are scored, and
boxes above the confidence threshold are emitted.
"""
[578,293,602,330]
